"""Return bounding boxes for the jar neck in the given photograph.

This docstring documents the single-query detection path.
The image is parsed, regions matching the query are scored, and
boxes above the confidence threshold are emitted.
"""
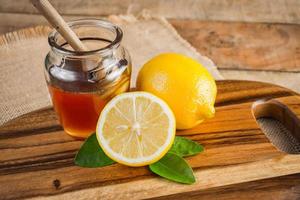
[48,19,123,57]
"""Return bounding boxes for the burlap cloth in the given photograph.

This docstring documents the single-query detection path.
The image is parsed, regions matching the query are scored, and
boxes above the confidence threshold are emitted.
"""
[0,15,223,125]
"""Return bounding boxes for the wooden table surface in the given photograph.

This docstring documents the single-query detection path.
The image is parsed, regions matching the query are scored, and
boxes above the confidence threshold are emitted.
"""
[0,1,300,199]
[0,1,299,92]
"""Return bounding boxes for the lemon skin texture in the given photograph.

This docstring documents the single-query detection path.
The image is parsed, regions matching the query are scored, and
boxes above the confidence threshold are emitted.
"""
[137,53,217,130]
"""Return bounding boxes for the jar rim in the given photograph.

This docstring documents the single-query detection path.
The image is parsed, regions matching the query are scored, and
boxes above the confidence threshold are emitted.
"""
[48,18,123,56]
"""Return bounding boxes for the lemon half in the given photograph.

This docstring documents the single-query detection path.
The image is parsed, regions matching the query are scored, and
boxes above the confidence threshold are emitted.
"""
[96,92,176,167]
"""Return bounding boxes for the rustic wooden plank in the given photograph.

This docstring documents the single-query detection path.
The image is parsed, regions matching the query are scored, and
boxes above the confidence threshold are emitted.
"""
[0,0,300,24]
[0,13,84,35]
[1,80,300,199]
[28,156,300,200]
[220,70,300,93]
[171,19,300,72]
[1,13,300,73]
[150,173,300,200]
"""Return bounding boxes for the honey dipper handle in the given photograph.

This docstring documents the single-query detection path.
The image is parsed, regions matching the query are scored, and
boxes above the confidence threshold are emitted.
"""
[30,0,88,51]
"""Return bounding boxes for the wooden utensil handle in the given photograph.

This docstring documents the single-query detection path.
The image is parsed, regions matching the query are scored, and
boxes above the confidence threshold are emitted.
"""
[30,0,88,51]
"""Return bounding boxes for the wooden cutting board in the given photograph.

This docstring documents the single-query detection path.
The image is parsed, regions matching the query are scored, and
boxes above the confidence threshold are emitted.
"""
[1,80,300,200]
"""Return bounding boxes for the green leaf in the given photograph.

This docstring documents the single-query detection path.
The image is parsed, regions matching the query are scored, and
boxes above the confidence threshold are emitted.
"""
[149,152,195,184]
[169,136,204,157]
[74,133,115,168]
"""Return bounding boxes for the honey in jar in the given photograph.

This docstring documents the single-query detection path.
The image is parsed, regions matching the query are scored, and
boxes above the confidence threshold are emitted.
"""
[45,19,131,138]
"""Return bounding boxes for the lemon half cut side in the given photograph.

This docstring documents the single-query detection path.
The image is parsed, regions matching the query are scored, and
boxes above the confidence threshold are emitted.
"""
[96,92,176,167]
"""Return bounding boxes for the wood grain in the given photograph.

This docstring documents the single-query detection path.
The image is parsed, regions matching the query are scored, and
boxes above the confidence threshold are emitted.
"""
[1,13,299,73]
[1,80,300,199]
[220,70,300,93]
[0,13,83,35]
[0,0,300,24]
[170,19,300,72]
[149,173,300,200]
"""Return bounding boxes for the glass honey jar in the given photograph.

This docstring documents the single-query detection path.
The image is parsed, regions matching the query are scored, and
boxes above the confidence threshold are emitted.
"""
[45,19,131,138]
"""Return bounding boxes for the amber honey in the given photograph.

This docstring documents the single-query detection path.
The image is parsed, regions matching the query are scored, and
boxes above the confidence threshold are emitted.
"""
[45,19,131,138]
[49,86,109,138]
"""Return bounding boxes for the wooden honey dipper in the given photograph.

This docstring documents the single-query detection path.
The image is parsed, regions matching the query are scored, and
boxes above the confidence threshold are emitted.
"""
[30,0,88,51]
[31,0,120,81]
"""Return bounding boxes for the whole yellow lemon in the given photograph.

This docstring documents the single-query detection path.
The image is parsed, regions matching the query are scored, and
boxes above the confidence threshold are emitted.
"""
[136,53,217,130]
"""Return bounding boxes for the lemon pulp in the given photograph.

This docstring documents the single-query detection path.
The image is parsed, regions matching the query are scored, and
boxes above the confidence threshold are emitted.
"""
[96,92,176,167]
